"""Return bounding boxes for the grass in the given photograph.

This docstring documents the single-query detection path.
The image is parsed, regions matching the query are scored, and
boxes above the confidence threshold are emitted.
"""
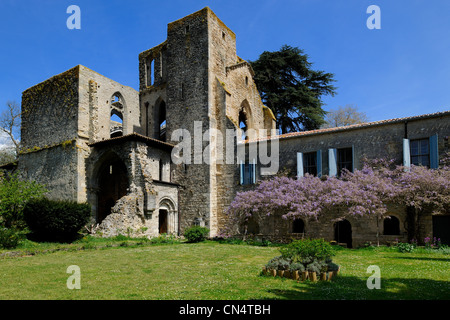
[0,239,449,300]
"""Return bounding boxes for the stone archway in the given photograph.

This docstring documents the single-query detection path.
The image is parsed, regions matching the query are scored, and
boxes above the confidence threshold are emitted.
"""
[158,197,178,235]
[334,219,352,248]
[96,155,129,223]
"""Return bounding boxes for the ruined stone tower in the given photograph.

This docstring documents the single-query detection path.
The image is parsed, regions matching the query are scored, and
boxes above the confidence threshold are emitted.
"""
[138,7,275,236]
[18,7,275,238]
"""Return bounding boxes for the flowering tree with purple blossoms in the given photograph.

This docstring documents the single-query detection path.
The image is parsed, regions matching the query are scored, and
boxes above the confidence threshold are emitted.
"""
[224,155,449,245]
[392,162,450,242]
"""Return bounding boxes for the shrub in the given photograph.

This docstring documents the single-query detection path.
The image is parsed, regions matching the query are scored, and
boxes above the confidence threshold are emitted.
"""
[305,261,321,273]
[280,238,335,262]
[289,262,305,272]
[327,262,340,272]
[149,234,180,245]
[0,173,47,229]
[184,226,209,243]
[265,256,291,270]
[0,228,21,249]
[396,242,416,253]
[24,198,91,242]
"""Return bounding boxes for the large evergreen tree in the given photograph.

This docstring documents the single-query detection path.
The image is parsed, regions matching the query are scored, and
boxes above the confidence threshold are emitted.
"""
[250,45,337,133]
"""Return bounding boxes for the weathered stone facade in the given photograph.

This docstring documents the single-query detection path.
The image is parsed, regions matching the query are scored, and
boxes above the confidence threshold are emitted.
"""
[236,111,450,247]
[17,7,450,245]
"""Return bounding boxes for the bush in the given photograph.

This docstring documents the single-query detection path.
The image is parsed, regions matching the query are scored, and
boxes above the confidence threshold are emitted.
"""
[0,228,21,249]
[24,198,91,242]
[327,261,340,272]
[149,234,180,245]
[396,242,416,253]
[264,239,339,276]
[184,226,209,243]
[265,256,291,270]
[289,262,305,272]
[280,238,335,262]
[0,173,47,229]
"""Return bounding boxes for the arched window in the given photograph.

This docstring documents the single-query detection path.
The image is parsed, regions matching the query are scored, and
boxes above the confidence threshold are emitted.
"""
[384,216,400,235]
[110,93,124,138]
[238,100,252,141]
[158,101,167,142]
[239,109,248,140]
[292,218,305,234]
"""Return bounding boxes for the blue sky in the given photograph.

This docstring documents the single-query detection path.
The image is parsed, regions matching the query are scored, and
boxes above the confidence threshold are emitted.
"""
[1,0,450,136]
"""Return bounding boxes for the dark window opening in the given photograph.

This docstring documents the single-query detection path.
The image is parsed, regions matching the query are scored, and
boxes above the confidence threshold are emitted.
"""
[337,147,353,176]
[145,102,149,136]
[97,159,129,223]
[292,219,305,234]
[410,139,430,167]
[159,209,168,234]
[241,218,259,235]
[303,152,318,176]
[383,216,400,235]
[334,220,352,248]
[181,83,185,100]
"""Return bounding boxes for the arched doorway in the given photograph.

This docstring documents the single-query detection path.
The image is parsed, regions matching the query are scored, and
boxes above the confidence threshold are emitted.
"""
[383,216,400,235]
[334,219,352,248]
[159,209,168,234]
[158,198,178,235]
[292,218,305,234]
[97,157,129,223]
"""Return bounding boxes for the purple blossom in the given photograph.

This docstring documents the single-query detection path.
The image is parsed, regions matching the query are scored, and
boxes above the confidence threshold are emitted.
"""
[223,157,449,237]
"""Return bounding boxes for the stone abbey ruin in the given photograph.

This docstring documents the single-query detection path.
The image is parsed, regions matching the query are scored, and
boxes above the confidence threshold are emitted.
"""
[14,7,450,247]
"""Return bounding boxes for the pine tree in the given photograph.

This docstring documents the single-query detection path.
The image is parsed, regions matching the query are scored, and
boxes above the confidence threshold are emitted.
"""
[250,45,337,133]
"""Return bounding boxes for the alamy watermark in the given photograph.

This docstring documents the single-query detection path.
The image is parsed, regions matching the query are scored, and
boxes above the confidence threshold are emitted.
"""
[170,122,280,175]
[67,5,81,30]
[66,265,81,290]
[366,265,381,289]
[367,5,381,30]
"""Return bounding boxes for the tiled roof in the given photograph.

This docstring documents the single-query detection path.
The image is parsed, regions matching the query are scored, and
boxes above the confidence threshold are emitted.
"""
[245,110,450,143]
[88,133,175,150]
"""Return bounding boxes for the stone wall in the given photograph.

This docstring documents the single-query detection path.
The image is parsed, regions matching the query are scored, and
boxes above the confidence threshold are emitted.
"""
[271,113,450,178]
[86,136,178,238]
[21,67,79,150]
[226,112,450,246]
[19,67,80,200]
[18,144,78,201]
[163,8,212,236]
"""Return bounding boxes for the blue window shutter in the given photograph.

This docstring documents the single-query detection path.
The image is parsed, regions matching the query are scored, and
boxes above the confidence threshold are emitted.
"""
[328,148,337,177]
[317,150,322,178]
[239,161,244,185]
[429,134,439,169]
[403,139,411,168]
[297,152,304,179]
[252,159,256,184]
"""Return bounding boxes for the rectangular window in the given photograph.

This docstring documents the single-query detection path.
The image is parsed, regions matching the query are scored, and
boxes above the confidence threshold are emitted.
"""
[410,139,430,167]
[337,147,353,176]
[240,160,256,185]
[303,152,317,176]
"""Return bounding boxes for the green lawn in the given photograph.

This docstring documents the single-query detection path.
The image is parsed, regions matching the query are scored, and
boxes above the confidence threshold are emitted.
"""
[0,241,448,300]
